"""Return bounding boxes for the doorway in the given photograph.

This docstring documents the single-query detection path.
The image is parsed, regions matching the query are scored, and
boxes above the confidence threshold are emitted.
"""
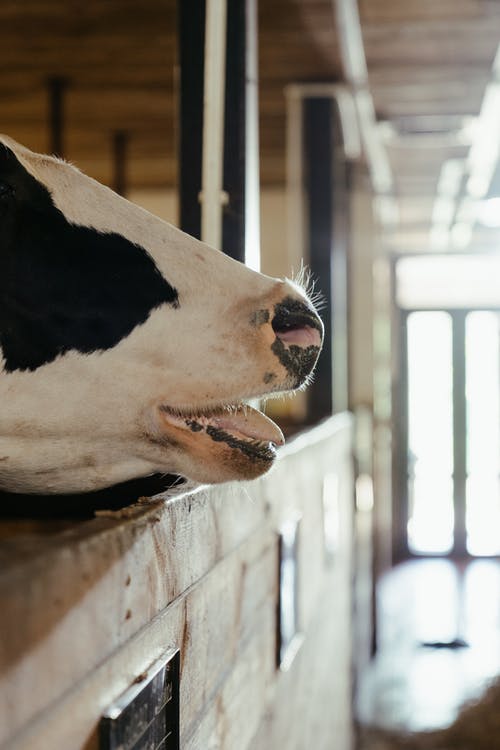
[404,308,500,557]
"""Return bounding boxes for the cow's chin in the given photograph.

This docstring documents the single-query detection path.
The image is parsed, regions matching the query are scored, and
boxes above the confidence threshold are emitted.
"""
[156,403,285,483]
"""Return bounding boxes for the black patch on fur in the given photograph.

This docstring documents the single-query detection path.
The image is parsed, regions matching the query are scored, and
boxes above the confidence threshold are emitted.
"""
[186,419,204,432]
[271,338,320,383]
[0,143,178,372]
[250,309,270,327]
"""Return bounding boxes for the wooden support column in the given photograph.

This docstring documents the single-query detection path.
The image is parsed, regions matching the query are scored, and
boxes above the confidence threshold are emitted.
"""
[303,97,349,421]
[47,76,68,158]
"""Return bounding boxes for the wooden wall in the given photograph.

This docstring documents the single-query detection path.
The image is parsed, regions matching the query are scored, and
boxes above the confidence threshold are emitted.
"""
[0,414,354,750]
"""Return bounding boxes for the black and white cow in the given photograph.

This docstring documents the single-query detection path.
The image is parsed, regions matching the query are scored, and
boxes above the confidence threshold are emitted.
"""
[0,136,323,495]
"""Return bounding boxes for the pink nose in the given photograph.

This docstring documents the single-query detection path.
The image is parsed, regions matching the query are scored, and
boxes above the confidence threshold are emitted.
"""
[271,297,324,350]
[274,324,322,348]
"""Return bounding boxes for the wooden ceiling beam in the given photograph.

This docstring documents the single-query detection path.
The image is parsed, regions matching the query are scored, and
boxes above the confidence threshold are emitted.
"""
[360,0,482,23]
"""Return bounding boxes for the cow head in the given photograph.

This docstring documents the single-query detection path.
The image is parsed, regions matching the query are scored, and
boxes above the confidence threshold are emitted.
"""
[0,135,323,494]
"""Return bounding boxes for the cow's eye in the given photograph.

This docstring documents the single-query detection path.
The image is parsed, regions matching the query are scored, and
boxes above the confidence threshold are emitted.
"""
[0,182,14,200]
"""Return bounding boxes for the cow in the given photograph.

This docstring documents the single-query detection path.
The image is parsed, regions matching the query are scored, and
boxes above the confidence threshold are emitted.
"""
[0,135,323,496]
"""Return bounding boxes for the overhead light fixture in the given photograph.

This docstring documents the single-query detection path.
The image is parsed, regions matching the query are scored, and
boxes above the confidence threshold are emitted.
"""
[374,194,399,226]
[334,0,367,86]
[429,159,465,250]
[450,222,473,250]
[355,89,393,194]
[437,159,464,198]
[333,0,394,210]
[446,42,500,248]
[476,197,500,227]
[466,81,500,199]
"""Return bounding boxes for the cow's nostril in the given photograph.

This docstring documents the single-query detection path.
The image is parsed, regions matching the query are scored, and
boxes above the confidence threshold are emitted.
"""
[272,297,323,348]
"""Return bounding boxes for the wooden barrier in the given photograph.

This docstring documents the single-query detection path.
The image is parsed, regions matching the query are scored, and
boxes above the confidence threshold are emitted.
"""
[0,413,354,750]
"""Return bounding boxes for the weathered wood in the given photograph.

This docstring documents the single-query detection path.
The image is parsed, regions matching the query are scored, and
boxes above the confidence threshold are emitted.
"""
[0,415,354,750]
[360,0,485,23]
[0,486,267,744]
[251,423,354,749]
[6,529,277,749]
[250,563,353,750]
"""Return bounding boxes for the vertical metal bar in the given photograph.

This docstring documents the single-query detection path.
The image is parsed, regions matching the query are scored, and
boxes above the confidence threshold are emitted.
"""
[394,308,409,562]
[222,0,260,266]
[331,98,349,412]
[178,0,206,240]
[221,0,245,262]
[112,131,128,197]
[201,0,228,249]
[285,87,306,278]
[303,97,334,420]
[48,76,68,158]
[179,0,258,263]
[453,311,467,556]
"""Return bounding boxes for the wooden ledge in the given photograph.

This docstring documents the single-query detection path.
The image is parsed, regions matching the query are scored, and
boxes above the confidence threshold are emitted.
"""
[0,413,354,748]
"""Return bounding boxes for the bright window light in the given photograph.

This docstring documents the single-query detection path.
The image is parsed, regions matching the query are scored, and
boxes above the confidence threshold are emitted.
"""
[476,197,500,227]
[397,254,500,309]
[465,312,500,556]
[407,312,454,555]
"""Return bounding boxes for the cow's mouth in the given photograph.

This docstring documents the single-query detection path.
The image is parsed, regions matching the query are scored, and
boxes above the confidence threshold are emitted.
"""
[159,403,284,463]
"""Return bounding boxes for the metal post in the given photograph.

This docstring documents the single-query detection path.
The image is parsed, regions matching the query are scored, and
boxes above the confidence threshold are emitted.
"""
[201,0,228,249]
[303,97,335,420]
[222,0,260,266]
[179,1,206,240]
[285,87,306,278]
[243,0,260,271]
[179,0,259,265]
[287,86,357,421]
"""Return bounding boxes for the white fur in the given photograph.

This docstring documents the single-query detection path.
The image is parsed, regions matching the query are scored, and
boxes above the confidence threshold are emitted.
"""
[0,136,319,493]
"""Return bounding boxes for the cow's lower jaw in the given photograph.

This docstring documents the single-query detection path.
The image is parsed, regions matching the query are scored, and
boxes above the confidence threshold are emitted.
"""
[156,403,284,483]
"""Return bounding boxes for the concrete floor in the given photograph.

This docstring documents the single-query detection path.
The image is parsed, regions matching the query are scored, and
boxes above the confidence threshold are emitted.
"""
[356,558,500,734]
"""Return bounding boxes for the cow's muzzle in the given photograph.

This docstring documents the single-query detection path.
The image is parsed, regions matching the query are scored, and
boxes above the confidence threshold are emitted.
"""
[270,296,323,385]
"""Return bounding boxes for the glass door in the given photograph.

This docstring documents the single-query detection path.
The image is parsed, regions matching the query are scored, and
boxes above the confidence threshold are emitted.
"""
[405,309,500,557]
[465,312,500,555]
[407,311,454,554]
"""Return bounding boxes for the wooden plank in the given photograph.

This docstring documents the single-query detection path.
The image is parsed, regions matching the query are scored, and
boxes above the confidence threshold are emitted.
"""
[0,483,267,744]
[251,570,353,750]
[251,462,354,750]
[182,619,276,750]
[6,530,277,749]
[360,0,482,23]
[0,415,353,749]
[264,415,353,629]
[363,18,500,67]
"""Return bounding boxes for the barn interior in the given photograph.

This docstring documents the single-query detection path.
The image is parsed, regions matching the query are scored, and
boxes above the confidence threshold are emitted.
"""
[2,1,500,749]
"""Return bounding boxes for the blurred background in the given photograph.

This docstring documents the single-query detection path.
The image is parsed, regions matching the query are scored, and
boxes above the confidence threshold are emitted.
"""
[2,1,500,747]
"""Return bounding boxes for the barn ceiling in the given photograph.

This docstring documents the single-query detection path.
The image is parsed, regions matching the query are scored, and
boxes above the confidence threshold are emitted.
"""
[1,0,499,254]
